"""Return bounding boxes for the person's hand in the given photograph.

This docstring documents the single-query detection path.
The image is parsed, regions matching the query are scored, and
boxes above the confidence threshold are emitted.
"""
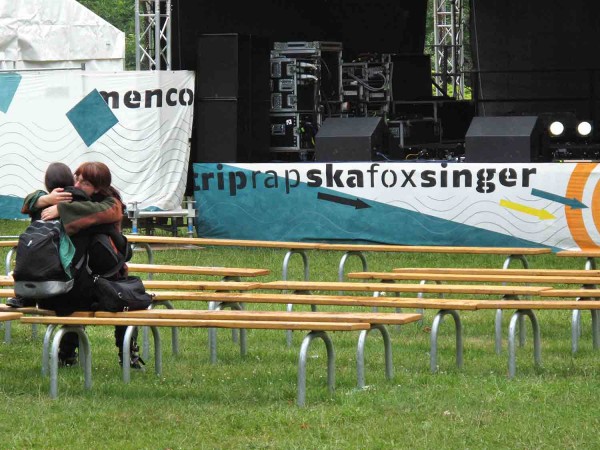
[41,205,59,220]
[48,188,72,204]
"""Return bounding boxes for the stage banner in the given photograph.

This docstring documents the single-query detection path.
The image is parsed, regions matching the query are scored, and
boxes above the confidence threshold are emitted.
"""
[0,70,194,219]
[193,161,600,251]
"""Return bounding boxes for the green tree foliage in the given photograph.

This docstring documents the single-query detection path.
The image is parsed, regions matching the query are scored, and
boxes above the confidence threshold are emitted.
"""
[76,0,136,69]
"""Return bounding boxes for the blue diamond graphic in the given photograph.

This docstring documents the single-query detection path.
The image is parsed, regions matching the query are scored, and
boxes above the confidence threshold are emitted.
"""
[66,89,118,147]
[0,73,21,113]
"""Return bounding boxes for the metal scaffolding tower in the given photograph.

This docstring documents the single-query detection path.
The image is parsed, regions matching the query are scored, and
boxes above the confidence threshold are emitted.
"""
[135,0,172,70]
[432,0,465,99]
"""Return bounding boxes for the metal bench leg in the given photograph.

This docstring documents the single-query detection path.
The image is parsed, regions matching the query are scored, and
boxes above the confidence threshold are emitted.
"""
[123,325,161,383]
[297,330,335,407]
[42,324,58,376]
[508,309,541,379]
[430,309,463,373]
[208,302,245,363]
[145,301,179,359]
[572,309,581,354]
[495,255,530,353]
[3,320,11,343]
[283,250,310,347]
[49,326,92,399]
[592,310,599,350]
[356,324,393,389]
[338,251,367,283]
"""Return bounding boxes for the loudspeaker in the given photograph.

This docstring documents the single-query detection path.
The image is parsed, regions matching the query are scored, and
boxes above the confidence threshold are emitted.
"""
[314,117,385,161]
[195,99,269,163]
[194,34,270,162]
[196,33,269,100]
[465,116,543,163]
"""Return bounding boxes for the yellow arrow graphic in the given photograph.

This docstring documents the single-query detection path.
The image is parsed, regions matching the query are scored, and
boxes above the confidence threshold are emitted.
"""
[499,199,555,220]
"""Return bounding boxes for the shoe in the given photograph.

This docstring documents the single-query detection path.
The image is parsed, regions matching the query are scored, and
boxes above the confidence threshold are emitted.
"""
[58,349,78,367]
[118,341,145,370]
[6,297,36,308]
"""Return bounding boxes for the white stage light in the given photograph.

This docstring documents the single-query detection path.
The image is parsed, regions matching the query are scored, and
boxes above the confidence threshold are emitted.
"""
[549,121,565,136]
[577,121,592,137]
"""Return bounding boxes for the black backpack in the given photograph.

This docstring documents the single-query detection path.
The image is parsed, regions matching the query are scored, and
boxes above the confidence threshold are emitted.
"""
[13,220,83,299]
[86,231,132,278]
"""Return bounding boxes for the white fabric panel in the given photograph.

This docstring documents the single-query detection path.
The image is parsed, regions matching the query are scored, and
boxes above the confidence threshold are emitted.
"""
[0,0,124,70]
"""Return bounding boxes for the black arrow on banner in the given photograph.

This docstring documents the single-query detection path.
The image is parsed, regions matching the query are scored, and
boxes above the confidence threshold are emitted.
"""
[317,192,371,209]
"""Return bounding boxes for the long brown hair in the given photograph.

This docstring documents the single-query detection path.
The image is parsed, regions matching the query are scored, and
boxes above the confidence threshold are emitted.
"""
[74,162,122,201]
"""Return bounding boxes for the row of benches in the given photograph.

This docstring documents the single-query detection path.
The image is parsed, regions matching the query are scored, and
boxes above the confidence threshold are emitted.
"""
[2,238,600,405]
[3,266,600,399]
[1,304,421,406]
[0,237,560,280]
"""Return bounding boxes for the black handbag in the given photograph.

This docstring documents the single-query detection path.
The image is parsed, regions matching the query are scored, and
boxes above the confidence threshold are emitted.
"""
[91,275,154,312]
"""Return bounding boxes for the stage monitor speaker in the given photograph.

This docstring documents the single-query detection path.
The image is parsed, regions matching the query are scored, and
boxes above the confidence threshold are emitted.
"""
[314,117,385,161]
[465,116,543,163]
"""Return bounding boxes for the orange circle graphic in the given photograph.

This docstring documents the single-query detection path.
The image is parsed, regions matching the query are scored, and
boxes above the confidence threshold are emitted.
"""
[565,162,600,250]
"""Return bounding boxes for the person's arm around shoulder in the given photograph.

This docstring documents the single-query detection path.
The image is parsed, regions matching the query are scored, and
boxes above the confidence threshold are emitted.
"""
[22,188,73,216]
[53,196,124,235]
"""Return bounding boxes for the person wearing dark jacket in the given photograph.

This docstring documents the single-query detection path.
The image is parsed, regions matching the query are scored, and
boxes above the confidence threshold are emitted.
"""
[14,161,143,369]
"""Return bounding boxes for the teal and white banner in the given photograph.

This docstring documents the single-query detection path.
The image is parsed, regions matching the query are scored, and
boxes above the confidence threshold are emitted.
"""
[193,162,600,251]
[0,70,195,219]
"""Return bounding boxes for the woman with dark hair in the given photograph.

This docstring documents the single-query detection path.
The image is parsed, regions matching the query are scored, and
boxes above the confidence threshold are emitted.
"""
[7,163,90,308]
[21,162,143,369]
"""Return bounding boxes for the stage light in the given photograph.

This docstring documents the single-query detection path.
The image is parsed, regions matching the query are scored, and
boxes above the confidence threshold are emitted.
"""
[549,121,565,137]
[577,121,592,137]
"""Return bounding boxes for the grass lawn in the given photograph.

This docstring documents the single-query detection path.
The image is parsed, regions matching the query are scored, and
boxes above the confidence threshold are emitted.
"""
[1,219,600,449]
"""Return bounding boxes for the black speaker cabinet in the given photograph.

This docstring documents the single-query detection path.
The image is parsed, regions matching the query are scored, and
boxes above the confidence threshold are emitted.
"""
[194,33,270,162]
[195,99,269,163]
[465,116,543,163]
[314,117,385,161]
[196,33,269,100]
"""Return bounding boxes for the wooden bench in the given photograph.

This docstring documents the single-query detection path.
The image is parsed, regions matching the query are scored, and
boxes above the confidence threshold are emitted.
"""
[126,263,270,281]
[138,289,600,378]
[124,235,551,282]
[556,250,600,270]
[256,280,552,296]
[348,270,600,354]
[349,271,600,285]
[20,309,421,406]
[365,268,600,352]
[392,267,600,277]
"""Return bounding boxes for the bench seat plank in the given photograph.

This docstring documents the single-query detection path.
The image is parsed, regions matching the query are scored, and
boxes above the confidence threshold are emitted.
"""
[0,311,21,321]
[315,244,551,255]
[142,280,260,290]
[557,250,600,258]
[127,263,270,277]
[94,309,422,325]
[0,304,93,316]
[392,267,600,277]
[540,289,600,297]
[149,291,482,310]
[126,235,320,250]
[472,300,600,310]
[258,281,552,295]
[349,271,600,284]
[20,316,370,331]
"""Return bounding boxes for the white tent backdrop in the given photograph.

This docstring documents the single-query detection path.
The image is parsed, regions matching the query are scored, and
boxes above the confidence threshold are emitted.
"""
[0,70,195,219]
[0,0,125,71]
